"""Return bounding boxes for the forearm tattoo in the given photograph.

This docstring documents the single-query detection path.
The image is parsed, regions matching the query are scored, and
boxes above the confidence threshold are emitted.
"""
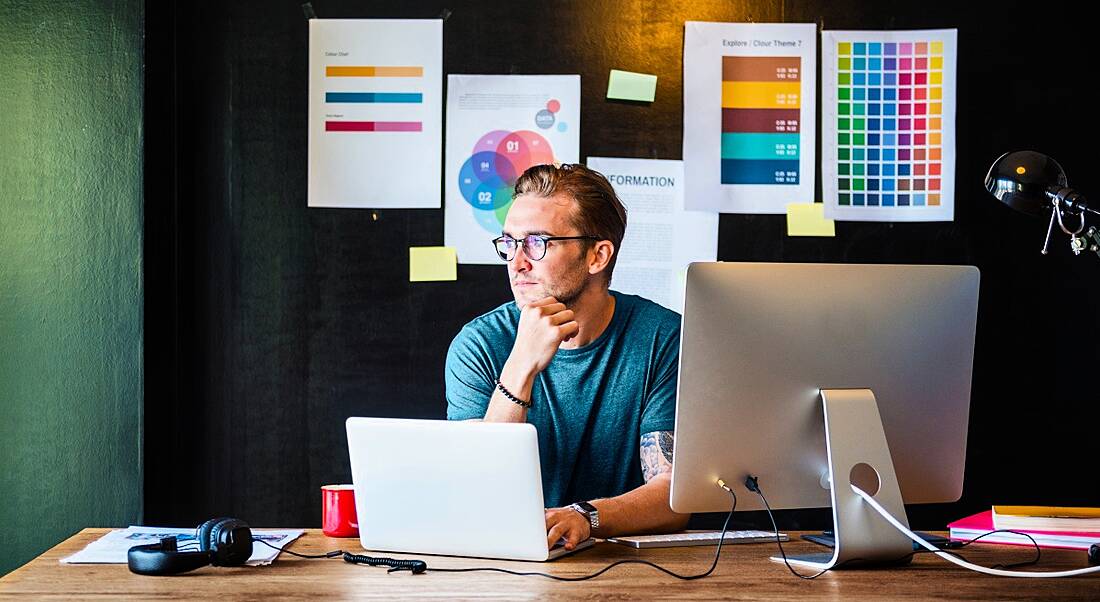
[639,431,675,482]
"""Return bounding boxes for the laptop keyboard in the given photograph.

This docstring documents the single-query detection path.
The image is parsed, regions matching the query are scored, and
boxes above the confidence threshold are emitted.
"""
[606,530,787,548]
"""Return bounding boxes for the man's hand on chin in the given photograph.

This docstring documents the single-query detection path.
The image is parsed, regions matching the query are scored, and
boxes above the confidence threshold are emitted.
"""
[544,506,591,551]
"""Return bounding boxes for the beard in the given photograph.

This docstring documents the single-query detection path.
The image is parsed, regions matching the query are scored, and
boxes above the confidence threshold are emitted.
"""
[512,267,589,309]
[547,280,585,306]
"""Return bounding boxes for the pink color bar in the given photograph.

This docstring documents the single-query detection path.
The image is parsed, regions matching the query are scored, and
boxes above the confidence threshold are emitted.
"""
[325,121,422,132]
[375,121,422,132]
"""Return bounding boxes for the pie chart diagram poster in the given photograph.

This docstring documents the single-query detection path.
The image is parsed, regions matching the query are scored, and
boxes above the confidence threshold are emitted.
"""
[444,75,580,265]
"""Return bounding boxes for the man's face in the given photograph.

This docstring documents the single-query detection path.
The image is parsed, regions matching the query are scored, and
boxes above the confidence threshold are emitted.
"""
[502,193,592,308]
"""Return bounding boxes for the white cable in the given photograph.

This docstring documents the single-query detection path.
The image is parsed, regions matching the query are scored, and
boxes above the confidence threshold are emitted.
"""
[852,486,1100,578]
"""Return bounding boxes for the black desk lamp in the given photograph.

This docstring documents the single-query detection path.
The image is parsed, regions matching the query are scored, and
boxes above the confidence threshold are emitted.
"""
[984,151,1099,257]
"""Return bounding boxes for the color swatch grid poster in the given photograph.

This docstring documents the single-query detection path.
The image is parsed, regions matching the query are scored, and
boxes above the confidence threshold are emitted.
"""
[822,29,957,222]
[683,22,816,214]
[308,19,442,208]
[444,75,579,265]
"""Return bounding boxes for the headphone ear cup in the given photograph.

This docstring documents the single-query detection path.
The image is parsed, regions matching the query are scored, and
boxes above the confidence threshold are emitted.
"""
[196,517,223,552]
[200,517,253,567]
[127,541,212,576]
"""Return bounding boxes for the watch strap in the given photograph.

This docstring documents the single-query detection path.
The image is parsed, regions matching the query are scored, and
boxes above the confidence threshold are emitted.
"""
[569,502,599,529]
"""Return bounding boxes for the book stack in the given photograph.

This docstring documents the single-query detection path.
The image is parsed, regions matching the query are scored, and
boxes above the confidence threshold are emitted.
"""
[948,506,1100,550]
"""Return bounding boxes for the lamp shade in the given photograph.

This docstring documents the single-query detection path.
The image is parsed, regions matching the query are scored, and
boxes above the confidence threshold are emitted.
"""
[984,150,1067,217]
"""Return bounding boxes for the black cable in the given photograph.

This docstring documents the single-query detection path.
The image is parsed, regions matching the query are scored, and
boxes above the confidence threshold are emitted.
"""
[943,530,1042,569]
[343,553,429,574]
[177,539,296,553]
[747,476,949,576]
[251,487,742,580]
[253,537,344,559]
[832,532,1041,571]
[745,476,832,579]
[254,538,428,573]
[745,476,1043,578]
[427,485,740,581]
[748,476,943,578]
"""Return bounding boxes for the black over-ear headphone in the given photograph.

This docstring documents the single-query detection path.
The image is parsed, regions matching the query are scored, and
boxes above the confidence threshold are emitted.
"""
[127,518,253,576]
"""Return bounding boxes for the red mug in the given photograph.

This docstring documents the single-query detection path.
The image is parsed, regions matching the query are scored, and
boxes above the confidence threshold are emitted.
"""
[321,484,359,538]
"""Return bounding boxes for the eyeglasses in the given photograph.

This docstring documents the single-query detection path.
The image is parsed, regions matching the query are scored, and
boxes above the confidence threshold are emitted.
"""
[491,234,600,262]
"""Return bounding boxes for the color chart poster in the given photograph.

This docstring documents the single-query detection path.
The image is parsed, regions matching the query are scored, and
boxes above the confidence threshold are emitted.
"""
[683,22,816,214]
[822,30,957,222]
[444,75,579,265]
[308,19,442,208]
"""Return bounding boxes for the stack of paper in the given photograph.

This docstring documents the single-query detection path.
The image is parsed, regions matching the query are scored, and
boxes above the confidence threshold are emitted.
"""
[948,511,1100,551]
[60,526,305,566]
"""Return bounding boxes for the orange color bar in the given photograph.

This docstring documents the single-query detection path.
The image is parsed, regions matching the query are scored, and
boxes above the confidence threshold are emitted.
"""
[326,66,423,77]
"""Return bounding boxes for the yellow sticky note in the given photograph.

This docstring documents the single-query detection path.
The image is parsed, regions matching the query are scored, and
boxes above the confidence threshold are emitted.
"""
[409,247,457,282]
[786,203,836,237]
[607,69,657,102]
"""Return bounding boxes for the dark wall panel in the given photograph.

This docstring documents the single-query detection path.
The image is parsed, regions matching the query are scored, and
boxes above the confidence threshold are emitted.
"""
[144,0,1099,529]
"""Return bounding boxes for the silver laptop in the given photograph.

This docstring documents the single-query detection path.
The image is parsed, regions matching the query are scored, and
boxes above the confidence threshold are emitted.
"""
[346,417,595,561]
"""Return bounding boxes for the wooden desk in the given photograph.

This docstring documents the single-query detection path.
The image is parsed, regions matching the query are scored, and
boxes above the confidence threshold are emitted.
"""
[1,529,1096,599]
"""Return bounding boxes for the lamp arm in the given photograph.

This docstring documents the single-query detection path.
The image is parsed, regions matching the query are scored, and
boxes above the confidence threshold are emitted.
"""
[1045,199,1099,259]
[1046,187,1098,218]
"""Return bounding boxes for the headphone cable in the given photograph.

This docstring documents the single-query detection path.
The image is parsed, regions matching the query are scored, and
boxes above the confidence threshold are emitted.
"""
[254,483,741,580]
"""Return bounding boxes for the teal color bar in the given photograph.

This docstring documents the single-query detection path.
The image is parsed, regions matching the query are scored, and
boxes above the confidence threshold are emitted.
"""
[720,133,800,160]
[326,92,422,103]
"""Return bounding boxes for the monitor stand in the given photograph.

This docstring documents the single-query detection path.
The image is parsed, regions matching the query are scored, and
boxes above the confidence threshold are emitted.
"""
[773,388,914,570]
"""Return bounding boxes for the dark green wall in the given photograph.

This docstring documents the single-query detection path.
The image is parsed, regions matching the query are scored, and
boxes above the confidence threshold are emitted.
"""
[0,0,143,575]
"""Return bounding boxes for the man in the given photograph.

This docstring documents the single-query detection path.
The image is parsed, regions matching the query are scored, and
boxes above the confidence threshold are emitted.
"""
[446,163,689,551]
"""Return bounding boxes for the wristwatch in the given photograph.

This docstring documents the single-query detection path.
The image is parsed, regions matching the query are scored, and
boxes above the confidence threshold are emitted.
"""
[569,501,599,530]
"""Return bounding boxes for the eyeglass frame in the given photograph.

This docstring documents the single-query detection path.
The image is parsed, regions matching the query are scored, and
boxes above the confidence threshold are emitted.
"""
[490,233,602,262]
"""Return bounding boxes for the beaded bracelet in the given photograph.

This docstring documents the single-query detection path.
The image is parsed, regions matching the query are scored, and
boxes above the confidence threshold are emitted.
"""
[495,378,532,408]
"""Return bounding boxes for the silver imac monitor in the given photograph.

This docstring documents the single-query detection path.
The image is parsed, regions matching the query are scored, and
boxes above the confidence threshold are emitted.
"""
[670,262,980,570]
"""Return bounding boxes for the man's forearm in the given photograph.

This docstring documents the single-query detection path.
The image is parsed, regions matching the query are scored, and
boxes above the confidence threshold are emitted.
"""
[589,473,689,538]
[482,359,537,422]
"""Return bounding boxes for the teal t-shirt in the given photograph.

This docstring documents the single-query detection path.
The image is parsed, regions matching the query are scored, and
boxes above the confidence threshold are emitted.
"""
[445,291,681,508]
